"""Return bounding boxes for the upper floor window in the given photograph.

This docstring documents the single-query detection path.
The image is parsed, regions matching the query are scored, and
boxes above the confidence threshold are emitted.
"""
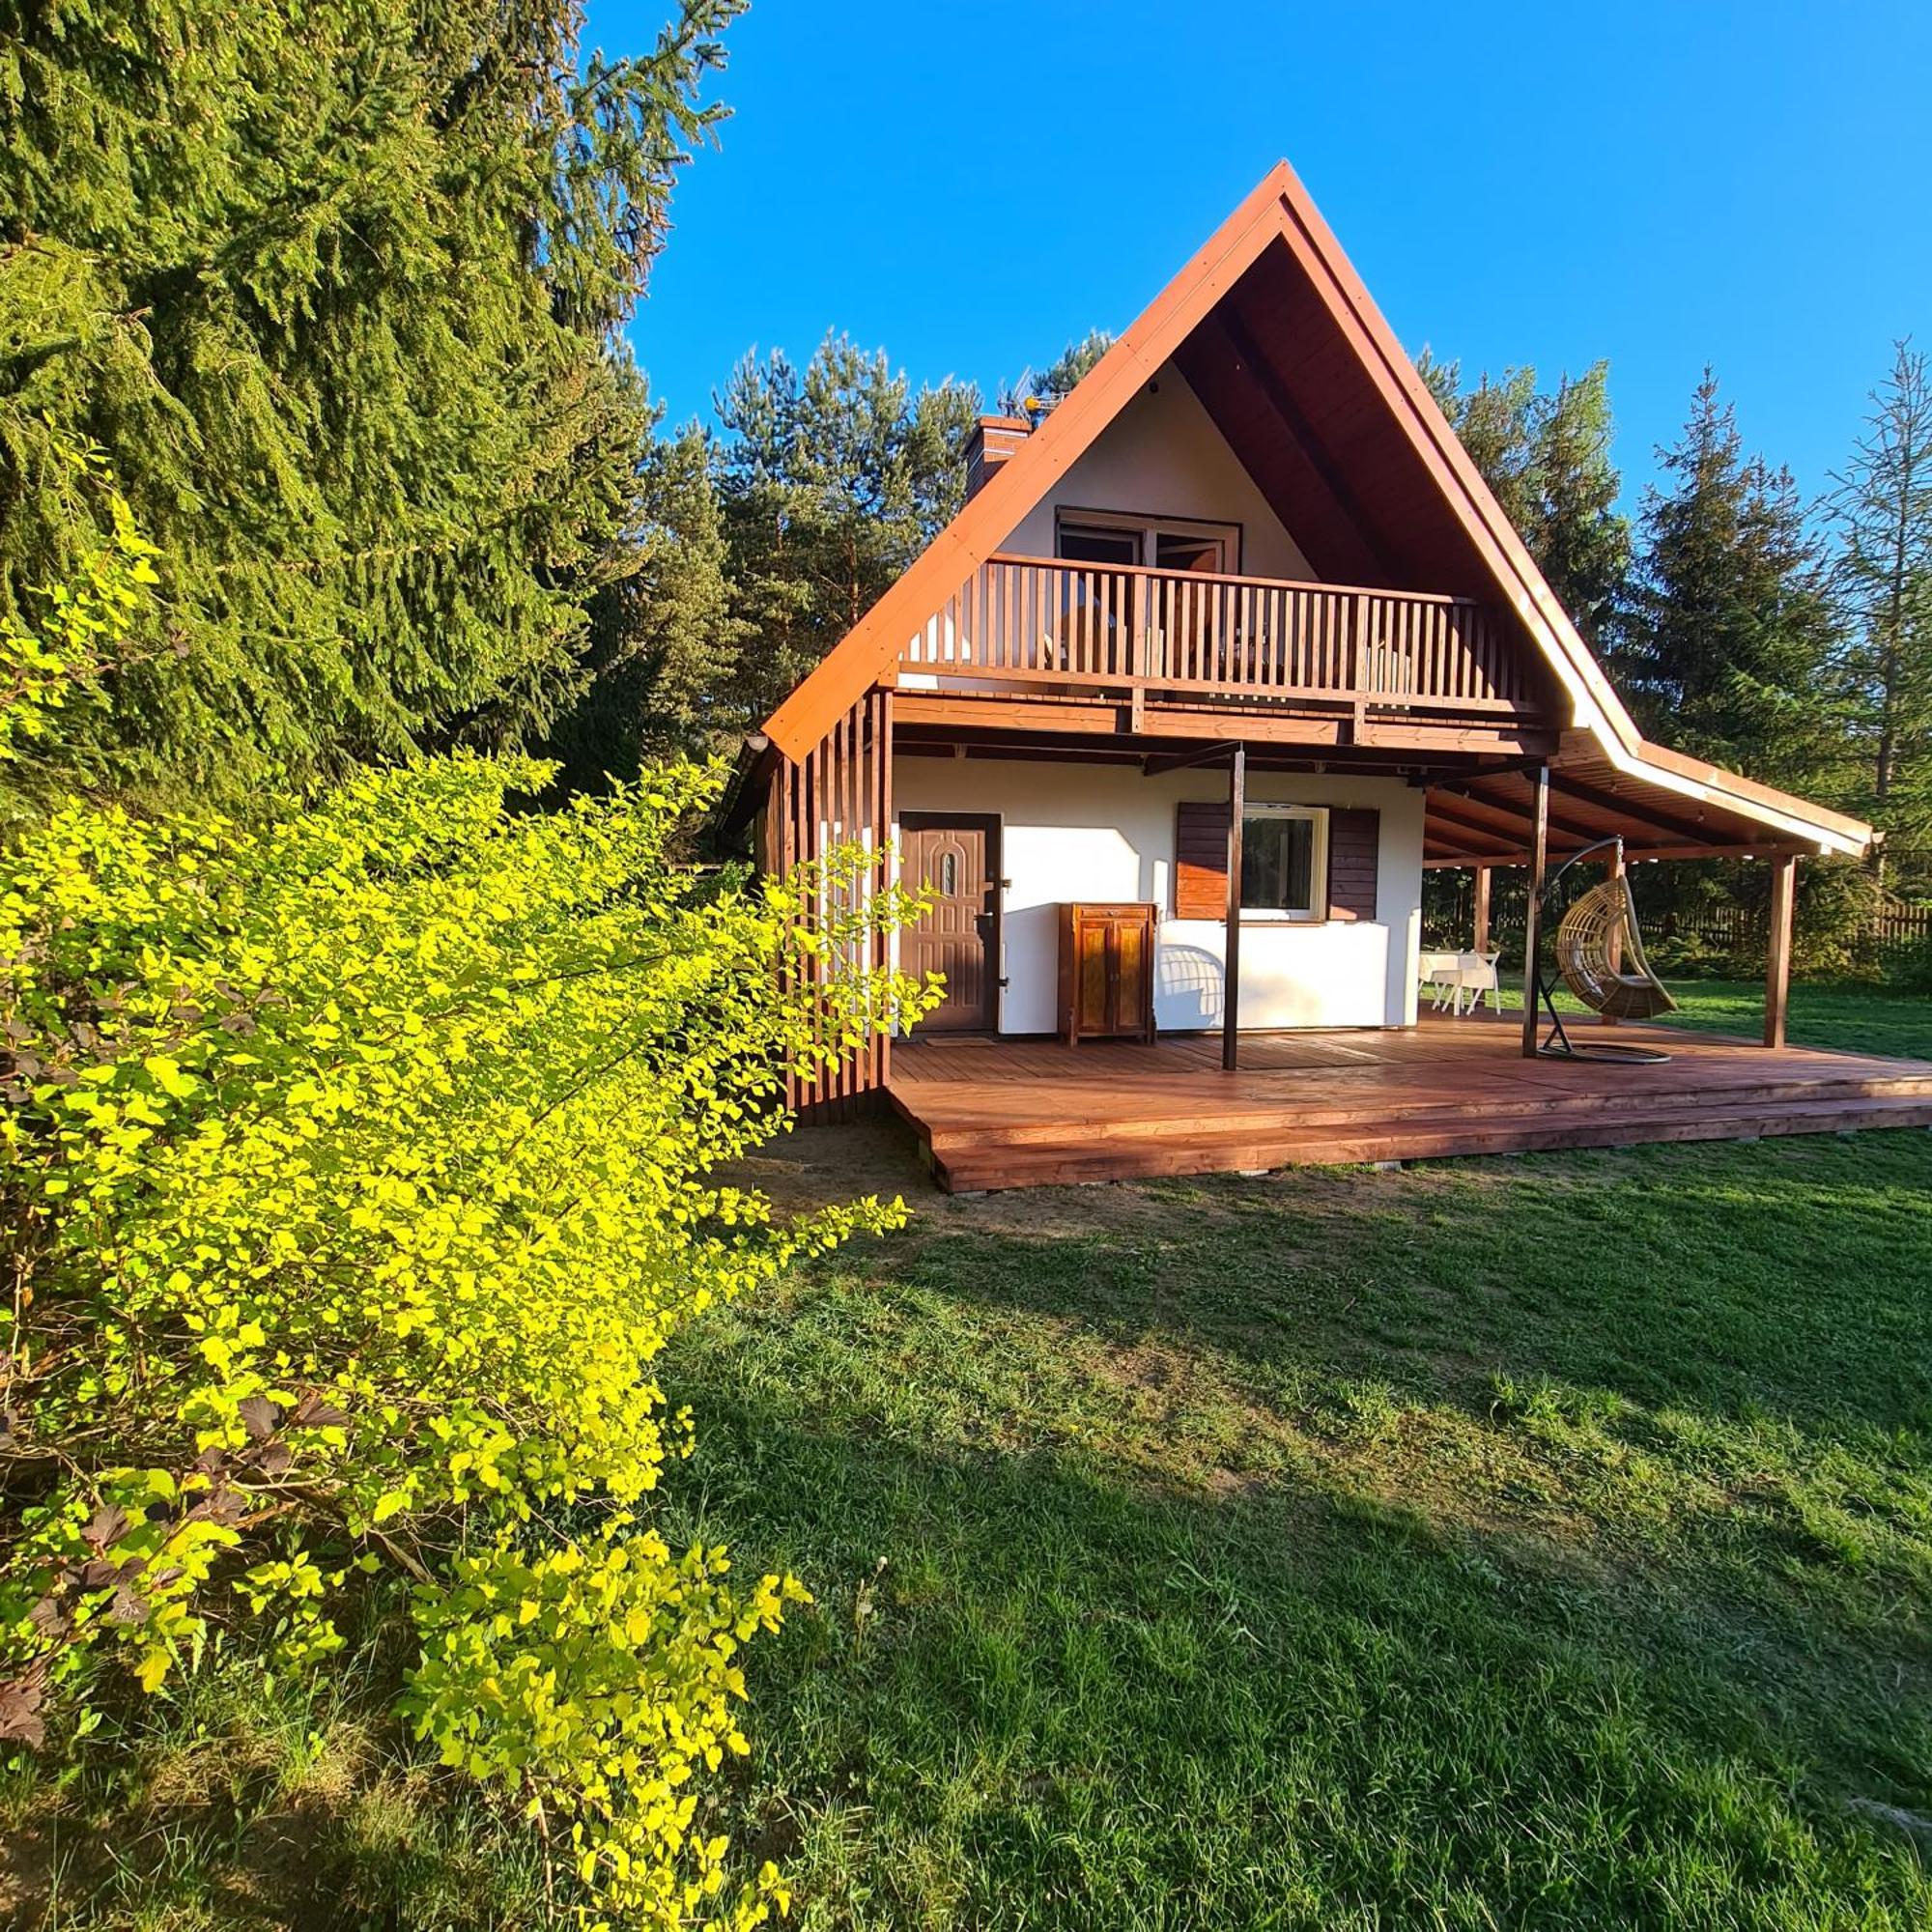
[1056,510,1238,576]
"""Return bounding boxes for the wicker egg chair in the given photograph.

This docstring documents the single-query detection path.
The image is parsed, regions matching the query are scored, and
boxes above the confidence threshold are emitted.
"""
[1532,837,1676,1063]
[1554,873,1679,1021]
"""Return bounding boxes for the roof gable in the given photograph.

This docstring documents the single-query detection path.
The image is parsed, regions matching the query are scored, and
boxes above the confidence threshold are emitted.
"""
[764,161,1630,760]
[757,161,1870,860]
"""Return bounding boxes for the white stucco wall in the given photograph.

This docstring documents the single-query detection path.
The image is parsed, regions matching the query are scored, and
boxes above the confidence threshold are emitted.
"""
[893,756,1423,1033]
[998,361,1315,581]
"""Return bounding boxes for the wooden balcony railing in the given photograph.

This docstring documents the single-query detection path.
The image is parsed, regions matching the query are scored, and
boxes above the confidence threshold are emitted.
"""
[897,554,1537,716]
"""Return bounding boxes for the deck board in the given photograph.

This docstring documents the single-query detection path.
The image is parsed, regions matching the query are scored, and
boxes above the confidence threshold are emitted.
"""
[886,1011,1932,1191]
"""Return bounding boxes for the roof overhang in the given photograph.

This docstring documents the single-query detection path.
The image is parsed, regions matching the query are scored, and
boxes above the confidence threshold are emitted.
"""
[1425,732,1872,867]
[753,160,1873,867]
[713,732,776,846]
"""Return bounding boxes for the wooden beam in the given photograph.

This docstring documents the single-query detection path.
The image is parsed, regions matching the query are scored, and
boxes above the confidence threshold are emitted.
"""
[1426,846,1525,867]
[1520,764,1549,1058]
[895,691,1551,756]
[1208,306,1404,582]
[1764,853,1797,1049]
[1457,780,1629,845]
[1224,746,1245,1071]
[1358,722,1557,755]
[894,694,1125,735]
[1472,865,1492,956]
[1428,795,1538,850]
[902,728,1517,781]
[1545,771,1722,851]
[1457,769,1772,864]
[1428,838,1808,868]
[1143,741,1241,778]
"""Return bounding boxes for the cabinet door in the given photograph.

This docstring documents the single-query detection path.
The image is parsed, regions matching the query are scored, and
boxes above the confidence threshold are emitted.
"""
[1112,913,1149,1036]
[1075,916,1113,1035]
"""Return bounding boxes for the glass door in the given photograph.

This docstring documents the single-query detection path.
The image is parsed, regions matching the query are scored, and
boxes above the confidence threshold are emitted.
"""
[1054,521,1141,674]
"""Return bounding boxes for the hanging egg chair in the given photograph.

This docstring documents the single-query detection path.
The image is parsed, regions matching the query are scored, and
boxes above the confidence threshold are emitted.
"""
[1533,838,1676,1063]
[1555,873,1679,1021]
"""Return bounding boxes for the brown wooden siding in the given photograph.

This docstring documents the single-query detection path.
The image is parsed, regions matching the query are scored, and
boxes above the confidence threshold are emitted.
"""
[1175,800,1232,919]
[1325,808,1379,922]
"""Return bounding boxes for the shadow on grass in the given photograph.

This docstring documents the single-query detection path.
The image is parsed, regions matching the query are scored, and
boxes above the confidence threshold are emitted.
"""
[0,1602,554,1932]
[658,1129,1932,1926]
[893,1132,1932,1442]
[664,1392,1932,1932]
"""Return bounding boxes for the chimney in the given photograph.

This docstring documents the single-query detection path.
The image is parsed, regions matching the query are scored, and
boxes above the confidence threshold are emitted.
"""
[965,414,1031,499]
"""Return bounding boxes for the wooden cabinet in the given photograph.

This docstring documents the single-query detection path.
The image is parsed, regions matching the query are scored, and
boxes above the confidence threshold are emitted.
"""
[1057,902,1157,1045]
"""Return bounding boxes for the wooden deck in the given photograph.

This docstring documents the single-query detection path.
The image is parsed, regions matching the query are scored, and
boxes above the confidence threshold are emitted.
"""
[885,1011,1932,1192]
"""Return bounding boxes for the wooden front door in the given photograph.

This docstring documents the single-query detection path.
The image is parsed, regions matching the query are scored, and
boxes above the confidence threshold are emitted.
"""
[900,813,1001,1032]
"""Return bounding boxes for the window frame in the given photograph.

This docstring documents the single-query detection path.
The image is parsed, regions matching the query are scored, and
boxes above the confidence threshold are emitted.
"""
[1237,803,1329,923]
[1054,507,1242,575]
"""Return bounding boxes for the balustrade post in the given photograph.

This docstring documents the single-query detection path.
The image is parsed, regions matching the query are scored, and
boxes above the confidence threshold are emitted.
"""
[1128,571,1147,731]
[1351,592,1371,737]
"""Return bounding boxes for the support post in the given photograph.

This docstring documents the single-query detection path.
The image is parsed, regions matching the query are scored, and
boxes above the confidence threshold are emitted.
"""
[1600,842,1624,1028]
[1223,745,1245,1071]
[1520,764,1549,1059]
[1764,853,1797,1049]
[877,690,895,1088]
[1471,864,1492,956]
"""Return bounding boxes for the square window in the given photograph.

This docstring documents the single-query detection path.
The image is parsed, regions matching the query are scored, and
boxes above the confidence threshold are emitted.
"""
[1240,808,1326,918]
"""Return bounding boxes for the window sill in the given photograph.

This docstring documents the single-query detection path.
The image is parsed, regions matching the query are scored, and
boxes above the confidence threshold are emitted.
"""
[1170,913,1339,926]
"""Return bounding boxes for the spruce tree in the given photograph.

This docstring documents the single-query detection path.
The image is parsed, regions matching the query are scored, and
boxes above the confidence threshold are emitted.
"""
[540,423,746,786]
[1826,340,1932,886]
[1618,370,1841,789]
[1419,354,1631,644]
[0,0,741,807]
[1533,368,1633,650]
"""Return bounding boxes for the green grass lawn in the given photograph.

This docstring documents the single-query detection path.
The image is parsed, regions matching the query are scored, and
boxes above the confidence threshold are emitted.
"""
[11,984,1928,1928]
[649,979,1932,1929]
[1499,974,1932,1060]
[1655,978,1932,1058]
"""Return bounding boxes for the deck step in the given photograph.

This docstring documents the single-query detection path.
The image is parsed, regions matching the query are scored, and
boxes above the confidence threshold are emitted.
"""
[921,1069,1932,1151]
[924,1092,1932,1192]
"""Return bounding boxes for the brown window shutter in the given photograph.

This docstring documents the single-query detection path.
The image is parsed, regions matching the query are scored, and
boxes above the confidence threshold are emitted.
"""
[1175,800,1231,919]
[1326,808,1380,922]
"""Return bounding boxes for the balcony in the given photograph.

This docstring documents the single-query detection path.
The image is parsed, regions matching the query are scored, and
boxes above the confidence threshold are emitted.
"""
[895,554,1544,729]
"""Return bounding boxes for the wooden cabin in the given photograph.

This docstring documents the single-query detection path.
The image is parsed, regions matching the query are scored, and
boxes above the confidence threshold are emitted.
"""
[722,163,1932,1190]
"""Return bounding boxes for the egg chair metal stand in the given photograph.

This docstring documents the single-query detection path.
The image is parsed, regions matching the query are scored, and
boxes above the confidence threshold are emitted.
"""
[1531,837,1677,1065]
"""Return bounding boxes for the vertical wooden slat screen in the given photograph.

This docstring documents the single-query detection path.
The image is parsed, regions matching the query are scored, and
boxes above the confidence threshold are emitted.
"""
[775,686,895,1123]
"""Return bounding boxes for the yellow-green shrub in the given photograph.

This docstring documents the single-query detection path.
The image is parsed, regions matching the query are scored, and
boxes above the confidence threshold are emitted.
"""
[0,753,936,1927]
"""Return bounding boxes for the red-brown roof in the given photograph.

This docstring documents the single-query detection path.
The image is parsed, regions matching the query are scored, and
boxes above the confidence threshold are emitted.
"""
[761,162,1869,861]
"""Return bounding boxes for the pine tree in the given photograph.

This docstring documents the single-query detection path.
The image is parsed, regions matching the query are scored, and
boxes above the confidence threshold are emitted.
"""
[713,336,979,731]
[1419,353,1631,644]
[0,1,742,807]
[1618,370,1841,789]
[1826,340,1932,886]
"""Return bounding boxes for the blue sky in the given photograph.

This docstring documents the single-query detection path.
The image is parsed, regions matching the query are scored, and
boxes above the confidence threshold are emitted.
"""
[594,0,1932,513]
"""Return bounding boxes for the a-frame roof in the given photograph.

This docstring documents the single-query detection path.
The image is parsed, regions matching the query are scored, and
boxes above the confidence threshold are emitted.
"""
[760,162,1869,861]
